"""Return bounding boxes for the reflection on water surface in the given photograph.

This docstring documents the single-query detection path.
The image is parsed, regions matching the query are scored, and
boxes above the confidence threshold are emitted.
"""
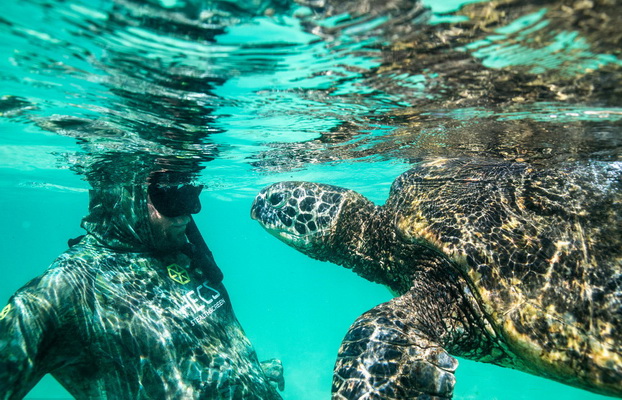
[1,0,621,185]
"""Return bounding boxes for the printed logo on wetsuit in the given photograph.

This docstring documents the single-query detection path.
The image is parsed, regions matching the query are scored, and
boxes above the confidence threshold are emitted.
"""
[0,304,12,320]
[167,264,191,284]
[177,281,226,326]
[166,264,226,325]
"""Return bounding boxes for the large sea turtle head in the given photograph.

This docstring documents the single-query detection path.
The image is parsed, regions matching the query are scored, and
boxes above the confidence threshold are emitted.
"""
[251,181,373,259]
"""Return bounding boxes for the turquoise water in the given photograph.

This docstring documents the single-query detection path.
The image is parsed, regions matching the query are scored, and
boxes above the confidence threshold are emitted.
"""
[1,0,620,398]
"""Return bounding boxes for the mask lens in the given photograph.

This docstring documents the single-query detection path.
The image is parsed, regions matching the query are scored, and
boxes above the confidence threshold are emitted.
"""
[148,184,203,218]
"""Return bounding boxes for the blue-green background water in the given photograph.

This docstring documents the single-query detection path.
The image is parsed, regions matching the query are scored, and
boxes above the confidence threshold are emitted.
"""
[1,0,620,398]
[2,159,615,400]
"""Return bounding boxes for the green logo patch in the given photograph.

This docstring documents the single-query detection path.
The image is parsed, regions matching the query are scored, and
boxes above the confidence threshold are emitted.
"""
[0,304,12,320]
[167,264,191,285]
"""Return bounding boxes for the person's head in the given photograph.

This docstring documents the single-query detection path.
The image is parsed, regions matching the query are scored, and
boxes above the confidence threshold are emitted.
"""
[82,171,203,253]
[147,178,203,250]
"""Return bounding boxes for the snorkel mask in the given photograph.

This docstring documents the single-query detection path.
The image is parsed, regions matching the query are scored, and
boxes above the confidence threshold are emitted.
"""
[145,170,222,283]
[148,172,203,218]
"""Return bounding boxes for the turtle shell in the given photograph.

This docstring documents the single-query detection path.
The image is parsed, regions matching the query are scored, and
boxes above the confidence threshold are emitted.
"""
[385,158,622,377]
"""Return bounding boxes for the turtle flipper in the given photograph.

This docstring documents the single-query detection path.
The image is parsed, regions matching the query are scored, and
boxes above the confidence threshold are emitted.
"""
[332,303,458,400]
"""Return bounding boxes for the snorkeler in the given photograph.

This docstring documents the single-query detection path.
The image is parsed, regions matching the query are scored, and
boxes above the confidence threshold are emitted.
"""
[0,171,284,399]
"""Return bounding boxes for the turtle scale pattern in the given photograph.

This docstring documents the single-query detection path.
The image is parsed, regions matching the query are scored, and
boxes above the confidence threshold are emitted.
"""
[386,160,622,389]
[251,158,622,399]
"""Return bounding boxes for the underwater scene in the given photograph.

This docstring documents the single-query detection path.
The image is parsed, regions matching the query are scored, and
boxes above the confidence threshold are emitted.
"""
[0,0,621,399]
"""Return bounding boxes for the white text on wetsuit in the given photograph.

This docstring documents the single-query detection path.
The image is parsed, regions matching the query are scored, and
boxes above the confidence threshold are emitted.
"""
[178,281,225,325]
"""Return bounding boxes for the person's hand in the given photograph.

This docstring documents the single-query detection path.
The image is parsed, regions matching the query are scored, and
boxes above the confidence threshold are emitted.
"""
[261,358,285,391]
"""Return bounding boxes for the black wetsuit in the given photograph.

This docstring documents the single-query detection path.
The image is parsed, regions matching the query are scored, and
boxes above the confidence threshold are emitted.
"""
[0,185,282,399]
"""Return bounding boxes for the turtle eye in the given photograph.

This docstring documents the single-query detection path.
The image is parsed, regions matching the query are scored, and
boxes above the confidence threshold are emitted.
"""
[268,191,288,209]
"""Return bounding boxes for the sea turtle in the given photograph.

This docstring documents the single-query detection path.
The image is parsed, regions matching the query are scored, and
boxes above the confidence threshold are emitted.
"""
[251,158,622,399]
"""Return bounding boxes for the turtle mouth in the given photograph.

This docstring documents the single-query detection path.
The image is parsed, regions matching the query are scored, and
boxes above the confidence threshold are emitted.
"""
[250,195,286,232]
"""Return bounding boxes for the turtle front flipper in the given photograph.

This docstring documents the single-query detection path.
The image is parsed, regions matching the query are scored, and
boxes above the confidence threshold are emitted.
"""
[333,301,458,400]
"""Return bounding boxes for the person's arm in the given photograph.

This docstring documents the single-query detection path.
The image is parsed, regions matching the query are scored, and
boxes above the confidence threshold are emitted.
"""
[0,274,63,399]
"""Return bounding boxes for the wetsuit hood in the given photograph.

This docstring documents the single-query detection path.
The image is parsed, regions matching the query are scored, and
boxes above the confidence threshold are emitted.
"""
[81,184,165,253]
[80,182,223,284]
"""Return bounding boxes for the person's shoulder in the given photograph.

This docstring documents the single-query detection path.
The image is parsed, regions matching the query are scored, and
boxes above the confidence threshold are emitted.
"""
[3,247,97,329]
[55,234,112,265]
[34,235,109,286]
[11,238,107,308]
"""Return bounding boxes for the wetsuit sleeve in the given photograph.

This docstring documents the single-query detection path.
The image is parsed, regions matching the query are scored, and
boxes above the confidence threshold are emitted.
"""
[0,273,67,399]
